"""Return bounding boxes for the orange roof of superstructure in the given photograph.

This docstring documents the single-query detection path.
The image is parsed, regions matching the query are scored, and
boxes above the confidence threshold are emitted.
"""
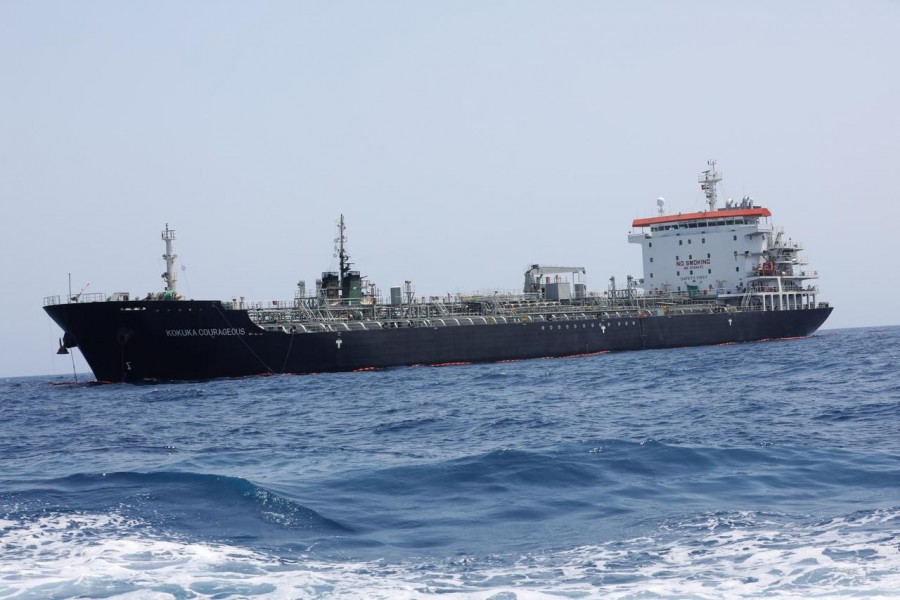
[632,207,771,228]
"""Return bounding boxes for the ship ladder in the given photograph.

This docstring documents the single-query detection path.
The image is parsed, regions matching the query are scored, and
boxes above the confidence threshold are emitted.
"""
[638,311,648,350]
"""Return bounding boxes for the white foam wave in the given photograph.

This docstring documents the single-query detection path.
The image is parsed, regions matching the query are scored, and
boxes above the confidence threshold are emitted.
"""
[1,509,898,599]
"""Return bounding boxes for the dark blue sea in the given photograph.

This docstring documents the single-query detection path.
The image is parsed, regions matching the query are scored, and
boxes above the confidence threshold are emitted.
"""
[2,327,898,599]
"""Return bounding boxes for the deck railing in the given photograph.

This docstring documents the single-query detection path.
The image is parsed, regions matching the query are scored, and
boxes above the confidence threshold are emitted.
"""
[43,292,107,306]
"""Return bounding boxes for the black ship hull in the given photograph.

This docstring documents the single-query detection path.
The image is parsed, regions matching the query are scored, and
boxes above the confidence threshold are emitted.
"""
[45,301,834,382]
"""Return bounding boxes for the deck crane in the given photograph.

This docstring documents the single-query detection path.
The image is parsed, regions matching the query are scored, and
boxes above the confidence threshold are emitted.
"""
[523,265,586,295]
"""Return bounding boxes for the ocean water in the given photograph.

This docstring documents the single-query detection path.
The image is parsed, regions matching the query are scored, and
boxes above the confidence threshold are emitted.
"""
[1,326,898,599]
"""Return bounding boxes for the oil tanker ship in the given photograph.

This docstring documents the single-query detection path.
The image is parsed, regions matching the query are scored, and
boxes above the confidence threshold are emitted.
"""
[44,162,832,382]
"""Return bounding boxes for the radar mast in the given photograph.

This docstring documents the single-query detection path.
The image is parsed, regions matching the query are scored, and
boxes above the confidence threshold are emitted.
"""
[699,159,722,211]
[337,214,351,285]
[161,223,177,294]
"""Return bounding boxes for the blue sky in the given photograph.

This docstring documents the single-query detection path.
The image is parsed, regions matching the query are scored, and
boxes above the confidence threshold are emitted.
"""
[2,1,898,376]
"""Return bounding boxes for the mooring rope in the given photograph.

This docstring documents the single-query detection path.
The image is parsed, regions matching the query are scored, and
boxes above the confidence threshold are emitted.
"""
[279,328,296,374]
[213,303,274,374]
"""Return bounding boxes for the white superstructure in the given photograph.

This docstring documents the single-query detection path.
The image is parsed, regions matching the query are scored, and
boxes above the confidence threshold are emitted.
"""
[628,162,821,311]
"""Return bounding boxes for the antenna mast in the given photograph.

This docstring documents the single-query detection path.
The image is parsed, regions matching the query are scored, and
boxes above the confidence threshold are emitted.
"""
[337,214,351,285]
[161,223,177,293]
[699,159,722,211]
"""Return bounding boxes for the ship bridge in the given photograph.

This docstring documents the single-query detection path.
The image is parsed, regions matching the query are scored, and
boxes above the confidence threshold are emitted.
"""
[631,207,772,230]
[627,161,821,312]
